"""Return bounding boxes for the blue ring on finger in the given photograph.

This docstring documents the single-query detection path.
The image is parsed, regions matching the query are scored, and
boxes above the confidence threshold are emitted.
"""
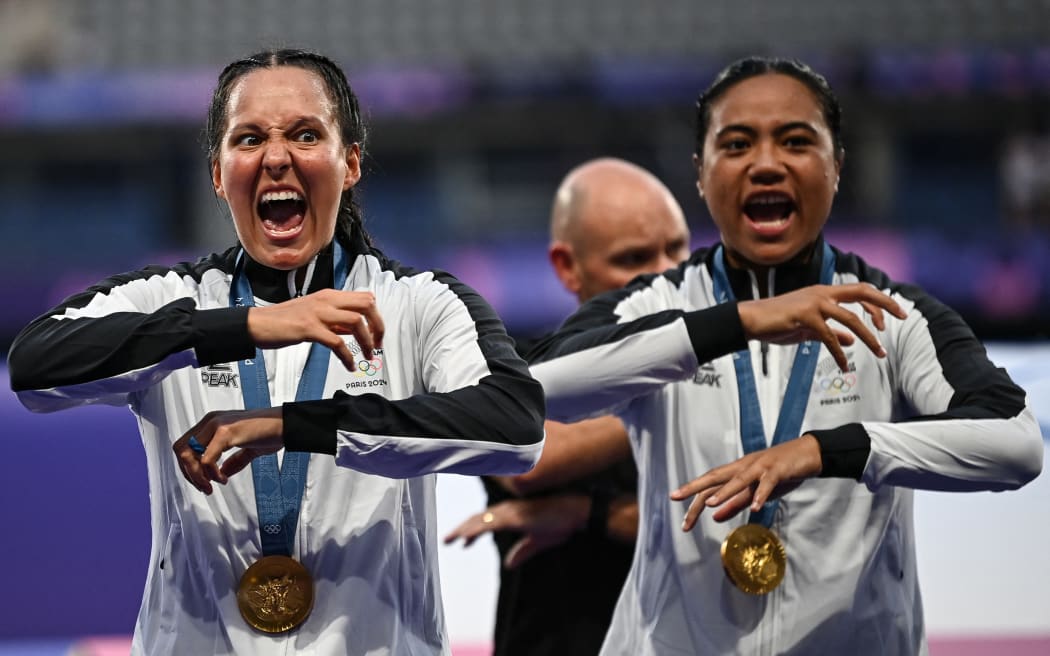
[188,436,206,455]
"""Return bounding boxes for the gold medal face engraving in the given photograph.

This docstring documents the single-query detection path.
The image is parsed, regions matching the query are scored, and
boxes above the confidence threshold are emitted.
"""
[237,555,315,633]
[720,524,787,595]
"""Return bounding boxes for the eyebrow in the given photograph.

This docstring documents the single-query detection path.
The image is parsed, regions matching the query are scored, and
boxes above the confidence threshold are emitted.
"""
[227,116,322,134]
[715,121,819,139]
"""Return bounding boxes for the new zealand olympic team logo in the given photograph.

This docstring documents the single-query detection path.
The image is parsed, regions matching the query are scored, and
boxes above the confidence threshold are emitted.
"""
[817,373,857,395]
[814,355,860,405]
[352,355,384,378]
[344,343,389,389]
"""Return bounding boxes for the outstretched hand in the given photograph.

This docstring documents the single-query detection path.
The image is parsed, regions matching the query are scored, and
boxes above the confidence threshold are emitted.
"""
[738,283,907,372]
[172,408,284,494]
[247,289,385,371]
[443,495,590,569]
[670,436,822,531]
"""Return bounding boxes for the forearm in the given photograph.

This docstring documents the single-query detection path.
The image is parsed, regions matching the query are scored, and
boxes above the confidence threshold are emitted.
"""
[283,371,546,478]
[11,298,253,410]
[497,416,633,496]
[531,304,746,422]
[860,410,1043,491]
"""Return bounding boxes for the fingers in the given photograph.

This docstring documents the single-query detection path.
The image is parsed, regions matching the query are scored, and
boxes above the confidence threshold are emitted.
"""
[672,469,730,531]
[247,291,386,365]
[173,409,283,494]
[173,430,213,495]
[219,449,257,479]
[676,440,823,530]
[325,333,358,371]
[710,487,755,523]
[823,300,885,360]
[444,509,501,546]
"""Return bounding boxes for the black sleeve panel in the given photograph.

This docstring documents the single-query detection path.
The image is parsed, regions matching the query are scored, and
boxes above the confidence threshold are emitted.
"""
[8,253,253,392]
[809,423,871,480]
[191,307,254,367]
[527,287,745,367]
[683,302,748,364]
[10,299,243,391]
[283,266,545,455]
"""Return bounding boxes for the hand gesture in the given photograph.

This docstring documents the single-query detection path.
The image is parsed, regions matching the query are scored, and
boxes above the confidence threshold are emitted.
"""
[738,283,907,372]
[443,495,589,569]
[172,408,284,494]
[247,289,385,371]
[670,435,822,530]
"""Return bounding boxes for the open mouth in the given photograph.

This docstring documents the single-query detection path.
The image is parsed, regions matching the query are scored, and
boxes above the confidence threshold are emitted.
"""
[744,193,795,227]
[258,190,307,237]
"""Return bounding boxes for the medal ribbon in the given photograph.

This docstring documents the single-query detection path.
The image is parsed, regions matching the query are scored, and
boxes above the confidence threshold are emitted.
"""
[231,241,349,556]
[710,242,834,528]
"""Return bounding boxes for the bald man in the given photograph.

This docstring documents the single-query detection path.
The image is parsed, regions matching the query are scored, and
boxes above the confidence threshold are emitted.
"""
[447,158,690,656]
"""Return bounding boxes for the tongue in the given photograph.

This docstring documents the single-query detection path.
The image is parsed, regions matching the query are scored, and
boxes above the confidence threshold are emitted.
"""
[260,200,305,231]
[746,201,791,222]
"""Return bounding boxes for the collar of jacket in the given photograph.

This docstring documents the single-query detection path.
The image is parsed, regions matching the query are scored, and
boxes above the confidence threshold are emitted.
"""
[240,223,374,303]
[244,243,335,304]
[706,234,829,301]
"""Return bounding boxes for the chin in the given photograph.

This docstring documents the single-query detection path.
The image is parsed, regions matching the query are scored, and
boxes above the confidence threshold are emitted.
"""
[248,243,313,271]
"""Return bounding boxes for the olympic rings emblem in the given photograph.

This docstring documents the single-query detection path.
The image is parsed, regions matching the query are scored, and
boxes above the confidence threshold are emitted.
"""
[352,357,384,378]
[817,373,856,394]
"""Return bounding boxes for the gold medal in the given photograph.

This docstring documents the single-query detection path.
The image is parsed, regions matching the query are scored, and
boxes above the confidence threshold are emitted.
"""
[237,555,315,633]
[720,524,787,595]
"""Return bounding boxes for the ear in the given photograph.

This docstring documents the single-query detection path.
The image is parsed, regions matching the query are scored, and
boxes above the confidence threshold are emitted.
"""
[692,153,705,199]
[549,242,582,297]
[833,150,844,193]
[344,143,362,190]
[211,159,226,199]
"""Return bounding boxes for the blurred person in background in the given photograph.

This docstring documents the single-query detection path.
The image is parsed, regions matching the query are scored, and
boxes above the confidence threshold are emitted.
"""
[8,48,544,656]
[526,57,1043,655]
[445,157,690,656]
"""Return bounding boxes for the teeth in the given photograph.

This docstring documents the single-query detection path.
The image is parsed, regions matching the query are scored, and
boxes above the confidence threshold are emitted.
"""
[260,190,303,203]
[749,194,791,205]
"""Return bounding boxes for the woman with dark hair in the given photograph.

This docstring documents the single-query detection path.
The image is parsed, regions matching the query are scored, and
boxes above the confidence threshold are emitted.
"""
[527,57,1042,654]
[8,49,545,655]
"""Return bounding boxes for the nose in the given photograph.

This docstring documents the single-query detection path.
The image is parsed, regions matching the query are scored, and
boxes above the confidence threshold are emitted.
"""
[262,140,291,177]
[749,140,785,184]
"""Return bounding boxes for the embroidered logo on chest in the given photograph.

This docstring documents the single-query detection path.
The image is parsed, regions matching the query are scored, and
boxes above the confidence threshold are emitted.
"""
[813,353,860,405]
[200,363,239,388]
[344,342,388,390]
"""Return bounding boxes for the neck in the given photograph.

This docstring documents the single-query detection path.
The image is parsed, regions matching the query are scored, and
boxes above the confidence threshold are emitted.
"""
[723,241,820,278]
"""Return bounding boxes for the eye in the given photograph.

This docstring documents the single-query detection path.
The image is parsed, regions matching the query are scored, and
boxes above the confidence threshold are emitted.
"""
[295,129,320,144]
[784,134,814,149]
[722,138,750,152]
[612,250,655,268]
[234,133,262,147]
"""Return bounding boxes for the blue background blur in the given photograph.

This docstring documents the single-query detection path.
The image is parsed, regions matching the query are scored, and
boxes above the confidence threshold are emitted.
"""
[2,0,1049,651]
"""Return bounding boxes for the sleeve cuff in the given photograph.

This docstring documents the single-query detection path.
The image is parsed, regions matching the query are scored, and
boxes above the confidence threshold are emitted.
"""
[683,303,748,364]
[192,307,255,366]
[808,422,871,480]
[283,400,338,455]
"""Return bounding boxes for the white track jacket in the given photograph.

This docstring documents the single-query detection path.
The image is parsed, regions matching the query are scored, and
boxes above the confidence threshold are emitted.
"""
[528,238,1042,656]
[9,234,545,656]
